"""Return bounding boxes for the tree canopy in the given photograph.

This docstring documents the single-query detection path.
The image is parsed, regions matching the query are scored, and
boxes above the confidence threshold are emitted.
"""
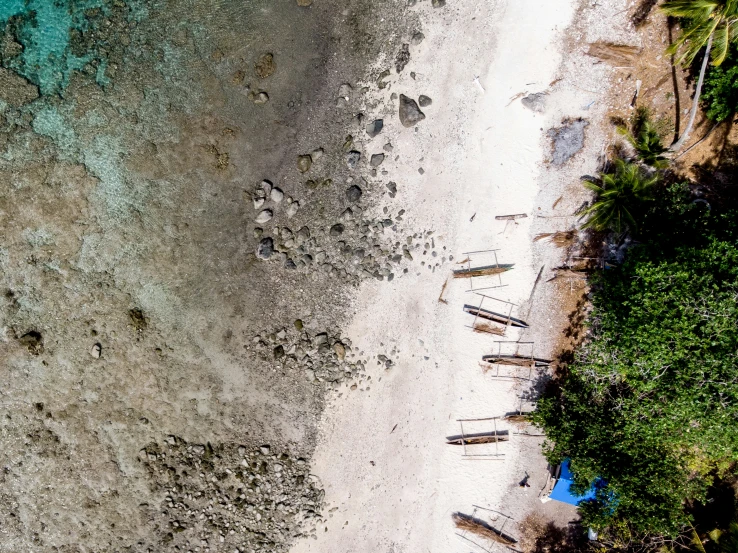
[535,197,738,538]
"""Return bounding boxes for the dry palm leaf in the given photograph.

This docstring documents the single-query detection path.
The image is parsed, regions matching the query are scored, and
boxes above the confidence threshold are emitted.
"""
[587,41,641,65]
[534,230,577,247]
[473,323,505,336]
[453,513,516,545]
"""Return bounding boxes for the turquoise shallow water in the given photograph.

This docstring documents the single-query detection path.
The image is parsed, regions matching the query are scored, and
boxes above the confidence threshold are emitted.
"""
[0,0,129,94]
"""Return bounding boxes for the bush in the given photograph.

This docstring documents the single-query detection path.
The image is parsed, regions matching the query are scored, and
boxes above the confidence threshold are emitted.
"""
[702,45,738,122]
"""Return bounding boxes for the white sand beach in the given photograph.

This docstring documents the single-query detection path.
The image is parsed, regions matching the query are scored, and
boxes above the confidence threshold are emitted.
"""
[291,0,635,551]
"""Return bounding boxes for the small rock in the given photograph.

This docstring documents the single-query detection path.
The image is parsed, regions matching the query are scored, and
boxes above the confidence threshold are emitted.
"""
[338,83,352,98]
[346,185,363,203]
[256,238,275,260]
[411,31,425,45]
[312,148,324,161]
[274,345,285,359]
[297,226,310,240]
[399,94,425,127]
[255,209,273,224]
[297,155,312,173]
[90,343,102,359]
[395,43,410,73]
[370,153,385,167]
[334,342,346,360]
[254,197,265,209]
[254,92,269,104]
[330,224,345,237]
[294,319,304,331]
[286,201,299,218]
[271,187,284,203]
[261,180,273,196]
[192,444,206,455]
[432,0,445,6]
[297,0,312,5]
[383,142,393,152]
[386,181,397,197]
[418,95,432,107]
[339,208,354,221]
[521,92,547,113]
[284,258,297,269]
[255,53,276,79]
[346,150,361,169]
[260,445,271,455]
[366,119,383,138]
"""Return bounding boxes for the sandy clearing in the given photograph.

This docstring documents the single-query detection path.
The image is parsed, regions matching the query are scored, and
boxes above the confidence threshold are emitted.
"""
[290,0,629,551]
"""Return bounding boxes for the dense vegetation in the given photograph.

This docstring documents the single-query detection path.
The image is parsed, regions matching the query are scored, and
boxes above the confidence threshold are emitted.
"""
[535,186,738,540]
[702,44,738,122]
[530,2,738,548]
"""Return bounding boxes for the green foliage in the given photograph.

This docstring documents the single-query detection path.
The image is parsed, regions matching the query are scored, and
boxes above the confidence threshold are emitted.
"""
[619,108,670,167]
[702,44,738,121]
[580,159,658,233]
[661,0,738,67]
[534,195,738,537]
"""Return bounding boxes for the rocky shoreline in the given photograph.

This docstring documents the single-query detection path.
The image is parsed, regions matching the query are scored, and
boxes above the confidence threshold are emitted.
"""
[0,0,442,551]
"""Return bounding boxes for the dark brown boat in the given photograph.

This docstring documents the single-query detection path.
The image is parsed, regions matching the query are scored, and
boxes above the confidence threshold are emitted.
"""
[446,431,509,445]
[463,304,529,328]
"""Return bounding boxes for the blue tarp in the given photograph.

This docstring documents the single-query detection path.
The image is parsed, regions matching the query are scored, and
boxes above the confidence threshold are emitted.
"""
[549,459,597,506]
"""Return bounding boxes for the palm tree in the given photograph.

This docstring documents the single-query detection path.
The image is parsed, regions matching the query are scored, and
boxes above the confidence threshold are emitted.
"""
[619,112,669,168]
[580,159,658,233]
[661,0,738,152]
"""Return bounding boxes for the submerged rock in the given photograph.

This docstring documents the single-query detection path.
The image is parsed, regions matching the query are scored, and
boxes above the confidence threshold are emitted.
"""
[297,155,312,173]
[0,68,39,107]
[399,94,425,127]
[255,53,276,79]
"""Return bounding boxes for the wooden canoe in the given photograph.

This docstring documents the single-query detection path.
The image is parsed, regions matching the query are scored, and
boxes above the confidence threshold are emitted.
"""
[463,305,529,328]
[446,432,509,445]
[482,354,551,367]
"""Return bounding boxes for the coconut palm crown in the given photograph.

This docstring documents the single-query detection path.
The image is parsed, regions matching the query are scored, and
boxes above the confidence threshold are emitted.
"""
[580,159,658,234]
[662,0,738,67]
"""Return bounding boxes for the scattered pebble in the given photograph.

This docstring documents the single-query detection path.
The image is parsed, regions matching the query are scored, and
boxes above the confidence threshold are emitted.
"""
[271,187,284,203]
[418,95,432,107]
[370,153,385,167]
[297,155,312,173]
[346,150,361,169]
[366,119,384,138]
[346,185,362,203]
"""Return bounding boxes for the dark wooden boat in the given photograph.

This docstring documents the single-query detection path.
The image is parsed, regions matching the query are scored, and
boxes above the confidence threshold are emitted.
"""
[446,432,510,445]
[482,354,550,367]
[463,304,529,328]
[453,264,514,278]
